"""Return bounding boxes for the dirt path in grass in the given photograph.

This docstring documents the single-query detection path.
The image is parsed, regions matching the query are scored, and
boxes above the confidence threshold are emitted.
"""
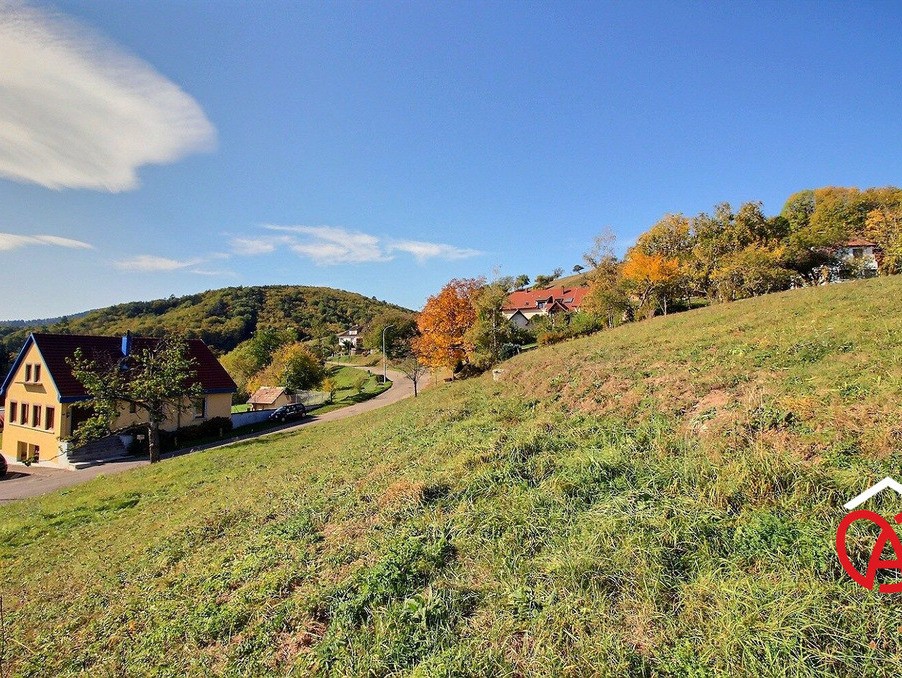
[0,366,428,502]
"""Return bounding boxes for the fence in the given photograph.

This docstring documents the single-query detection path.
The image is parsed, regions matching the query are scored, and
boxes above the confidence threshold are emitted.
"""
[231,391,331,429]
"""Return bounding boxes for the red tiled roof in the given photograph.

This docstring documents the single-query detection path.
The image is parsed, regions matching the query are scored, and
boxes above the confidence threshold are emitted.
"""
[844,238,878,247]
[27,333,236,399]
[503,286,590,312]
[247,386,287,404]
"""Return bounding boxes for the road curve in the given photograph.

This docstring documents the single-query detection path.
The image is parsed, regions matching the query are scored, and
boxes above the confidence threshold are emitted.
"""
[0,365,428,502]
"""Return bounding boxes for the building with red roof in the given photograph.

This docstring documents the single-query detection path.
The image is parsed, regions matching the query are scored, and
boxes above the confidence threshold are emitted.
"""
[0,333,236,469]
[502,286,590,327]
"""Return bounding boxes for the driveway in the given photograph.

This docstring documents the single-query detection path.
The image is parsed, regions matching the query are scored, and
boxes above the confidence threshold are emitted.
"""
[0,365,428,503]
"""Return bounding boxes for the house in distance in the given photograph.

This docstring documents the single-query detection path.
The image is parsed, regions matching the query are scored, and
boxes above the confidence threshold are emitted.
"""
[502,286,590,328]
[337,325,365,353]
[0,333,236,469]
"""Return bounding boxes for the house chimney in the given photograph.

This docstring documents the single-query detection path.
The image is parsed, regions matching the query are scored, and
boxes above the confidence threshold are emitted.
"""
[121,331,132,357]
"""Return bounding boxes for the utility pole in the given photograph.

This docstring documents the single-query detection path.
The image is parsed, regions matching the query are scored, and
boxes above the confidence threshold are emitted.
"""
[382,324,394,384]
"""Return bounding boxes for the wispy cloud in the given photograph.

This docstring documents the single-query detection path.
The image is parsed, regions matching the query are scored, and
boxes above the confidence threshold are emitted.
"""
[0,232,93,251]
[388,239,482,263]
[230,225,483,266]
[0,2,215,192]
[267,225,385,264]
[114,253,235,276]
[114,254,202,272]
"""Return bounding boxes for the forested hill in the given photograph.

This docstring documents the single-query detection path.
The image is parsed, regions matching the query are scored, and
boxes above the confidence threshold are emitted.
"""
[0,285,411,369]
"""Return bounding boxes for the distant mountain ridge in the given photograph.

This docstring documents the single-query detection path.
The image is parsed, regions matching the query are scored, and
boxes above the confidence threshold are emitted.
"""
[0,285,413,376]
[0,311,91,327]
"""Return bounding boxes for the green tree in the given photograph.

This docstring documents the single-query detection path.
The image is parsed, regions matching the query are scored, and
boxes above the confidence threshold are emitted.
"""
[533,274,555,288]
[464,283,519,369]
[363,311,417,358]
[283,345,327,392]
[68,335,202,464]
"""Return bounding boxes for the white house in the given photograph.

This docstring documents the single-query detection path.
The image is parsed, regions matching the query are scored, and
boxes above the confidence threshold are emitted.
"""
[337,326,365,352]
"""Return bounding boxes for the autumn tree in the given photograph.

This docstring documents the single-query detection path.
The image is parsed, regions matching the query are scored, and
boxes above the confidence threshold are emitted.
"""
[68,334,202,464]
[866,199,902,274]
[414,278,482,372]
[621,249,681,317]
[582,229,628,327]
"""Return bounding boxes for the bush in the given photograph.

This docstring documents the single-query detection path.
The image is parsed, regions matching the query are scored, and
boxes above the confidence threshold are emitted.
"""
[160,416,234,451]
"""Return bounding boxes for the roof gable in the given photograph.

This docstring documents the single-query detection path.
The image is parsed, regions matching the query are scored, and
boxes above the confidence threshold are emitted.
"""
[503,286,590,312]
[1,333,237,402]
[248,386,287,404]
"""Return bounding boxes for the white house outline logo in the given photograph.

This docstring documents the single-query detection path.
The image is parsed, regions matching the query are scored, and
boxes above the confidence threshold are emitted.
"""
[843,477,902,510]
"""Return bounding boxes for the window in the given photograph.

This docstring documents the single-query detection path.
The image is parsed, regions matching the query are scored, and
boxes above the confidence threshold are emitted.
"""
[193,397,206,419]
[29,444,39,462]
[33,364,41,382]
[32,404,41,427]
[9,401,16,423]
[129,402,137,414]
[852,248,863,259]
[24,364,31,382]
[20,402,27,424]
[45,407,55,431]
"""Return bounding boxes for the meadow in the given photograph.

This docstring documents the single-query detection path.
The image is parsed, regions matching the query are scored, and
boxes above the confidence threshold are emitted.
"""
[0,276,900,676]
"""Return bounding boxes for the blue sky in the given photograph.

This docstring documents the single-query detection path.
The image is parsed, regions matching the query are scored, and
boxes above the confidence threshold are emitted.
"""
[1,1,900,320]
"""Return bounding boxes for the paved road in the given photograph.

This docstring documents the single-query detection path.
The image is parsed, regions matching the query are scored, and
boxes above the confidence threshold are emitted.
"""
[0,365,428,503]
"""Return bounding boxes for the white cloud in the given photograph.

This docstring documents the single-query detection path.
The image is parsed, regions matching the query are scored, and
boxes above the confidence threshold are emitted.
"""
[389,239,482,263]
[265,225,385,265]
[230,236,285,256]
[0,232,93,251]
[188,268,236,277]
[229,225,483,266]
[0,2,215,191]
[115,254,201,272]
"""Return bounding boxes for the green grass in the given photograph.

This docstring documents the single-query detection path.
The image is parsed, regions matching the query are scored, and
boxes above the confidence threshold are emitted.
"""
[1,277,902,676]
[331,352,383,367]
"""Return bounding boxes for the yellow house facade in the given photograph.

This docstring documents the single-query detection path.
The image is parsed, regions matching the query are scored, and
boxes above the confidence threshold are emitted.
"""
[1,333,236,469]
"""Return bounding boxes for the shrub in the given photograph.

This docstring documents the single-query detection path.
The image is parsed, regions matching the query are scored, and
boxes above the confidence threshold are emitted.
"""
[160,416,234,451]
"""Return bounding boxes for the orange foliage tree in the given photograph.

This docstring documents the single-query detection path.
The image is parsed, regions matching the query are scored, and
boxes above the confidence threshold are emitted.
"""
[621,250,681,317]
[414,278,483,371]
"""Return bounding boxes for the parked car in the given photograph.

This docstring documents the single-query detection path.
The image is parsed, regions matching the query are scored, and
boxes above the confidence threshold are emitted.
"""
[0,454,7,478]
[268,403,307,423]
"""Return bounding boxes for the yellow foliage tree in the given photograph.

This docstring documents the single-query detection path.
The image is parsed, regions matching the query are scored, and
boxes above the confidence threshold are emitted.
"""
[621,250,681,317]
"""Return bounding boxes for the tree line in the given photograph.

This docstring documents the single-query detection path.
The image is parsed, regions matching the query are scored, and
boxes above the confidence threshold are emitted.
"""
[411,185,902,376]
[585,186,901,321]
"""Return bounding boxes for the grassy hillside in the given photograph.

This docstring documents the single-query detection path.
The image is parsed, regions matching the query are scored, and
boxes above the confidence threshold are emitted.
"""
[1,277,901,676]
[0,285,411,363]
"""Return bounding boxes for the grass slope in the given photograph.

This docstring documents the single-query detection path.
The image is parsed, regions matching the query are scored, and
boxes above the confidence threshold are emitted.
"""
[1,277,901,676]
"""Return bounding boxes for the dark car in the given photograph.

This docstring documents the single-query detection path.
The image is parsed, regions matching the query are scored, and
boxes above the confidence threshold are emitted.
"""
[0,453,7,479]
[268,403,307,423]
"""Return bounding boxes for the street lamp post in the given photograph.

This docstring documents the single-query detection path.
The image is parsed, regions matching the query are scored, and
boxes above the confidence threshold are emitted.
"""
[382,324,394,384]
